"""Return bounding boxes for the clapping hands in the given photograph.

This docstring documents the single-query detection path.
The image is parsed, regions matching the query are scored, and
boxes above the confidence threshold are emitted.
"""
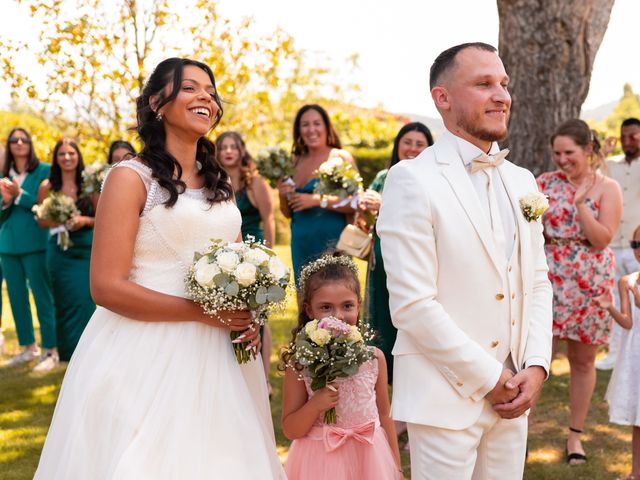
[0,177,20,205]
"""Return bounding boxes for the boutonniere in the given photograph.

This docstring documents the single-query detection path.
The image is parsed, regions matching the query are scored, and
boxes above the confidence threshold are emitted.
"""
[519,192,549,222]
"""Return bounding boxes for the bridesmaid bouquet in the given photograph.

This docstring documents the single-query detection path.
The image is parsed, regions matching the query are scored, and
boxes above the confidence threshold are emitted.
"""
[32,191,79,251]
[255,147,294,188]
[185,238,291,363]
[288,316,374,423]
[313,157,363,199]
[82,161,109,195]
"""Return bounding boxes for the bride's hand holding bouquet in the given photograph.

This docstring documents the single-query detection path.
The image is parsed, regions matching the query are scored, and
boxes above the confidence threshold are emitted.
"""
[186,237,291,363]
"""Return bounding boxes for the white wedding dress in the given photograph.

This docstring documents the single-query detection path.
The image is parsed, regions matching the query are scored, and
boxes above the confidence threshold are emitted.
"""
[35,160,285,479]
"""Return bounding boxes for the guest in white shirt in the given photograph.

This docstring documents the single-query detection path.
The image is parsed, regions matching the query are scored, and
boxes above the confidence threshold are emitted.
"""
[597,117,640,371]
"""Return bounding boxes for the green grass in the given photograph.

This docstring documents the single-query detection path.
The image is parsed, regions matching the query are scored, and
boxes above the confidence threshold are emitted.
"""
[0,246,634,479]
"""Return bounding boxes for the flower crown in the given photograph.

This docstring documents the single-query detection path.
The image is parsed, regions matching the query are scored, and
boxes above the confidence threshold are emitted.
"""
[298,254,358,288]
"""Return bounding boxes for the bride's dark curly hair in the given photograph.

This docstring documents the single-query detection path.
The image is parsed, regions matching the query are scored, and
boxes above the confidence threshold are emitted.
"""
[136,57,232,207]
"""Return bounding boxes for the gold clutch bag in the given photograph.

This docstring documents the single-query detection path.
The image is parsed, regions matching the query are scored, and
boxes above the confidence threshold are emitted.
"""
[336,224,373,260]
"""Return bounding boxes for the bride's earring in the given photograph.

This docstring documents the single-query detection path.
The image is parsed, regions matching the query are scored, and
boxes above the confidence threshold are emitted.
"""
[156,111,163,121]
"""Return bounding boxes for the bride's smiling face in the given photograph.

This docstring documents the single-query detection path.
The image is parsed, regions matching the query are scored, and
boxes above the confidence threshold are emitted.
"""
[157,65,219,138]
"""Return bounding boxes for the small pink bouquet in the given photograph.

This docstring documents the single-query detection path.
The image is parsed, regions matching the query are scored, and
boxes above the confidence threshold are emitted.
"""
[288,316,374,423]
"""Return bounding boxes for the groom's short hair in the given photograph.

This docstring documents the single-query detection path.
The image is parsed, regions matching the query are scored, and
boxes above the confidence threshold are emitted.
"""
[429,42,497,89]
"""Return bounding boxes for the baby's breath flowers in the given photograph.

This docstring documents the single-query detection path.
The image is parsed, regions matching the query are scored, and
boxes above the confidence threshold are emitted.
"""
[186,237,291,363]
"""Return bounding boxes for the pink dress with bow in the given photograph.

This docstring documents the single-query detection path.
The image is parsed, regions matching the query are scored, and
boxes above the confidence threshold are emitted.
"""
[284,357,401,480]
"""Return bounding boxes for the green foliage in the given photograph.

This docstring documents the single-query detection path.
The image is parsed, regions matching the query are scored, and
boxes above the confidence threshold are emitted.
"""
[0,110,62,164]
[588,84,640,153]
[352,147,391,187]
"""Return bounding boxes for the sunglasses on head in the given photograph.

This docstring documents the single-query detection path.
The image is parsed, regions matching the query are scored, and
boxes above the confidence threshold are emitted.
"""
[630,240,640,249]
[8,137,31,144]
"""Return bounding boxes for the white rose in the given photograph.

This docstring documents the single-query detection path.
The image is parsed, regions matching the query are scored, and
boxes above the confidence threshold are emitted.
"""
[195,255,211,270]
[228,242,248,253]
[305,320,319,336]
[217,251,240,273]
[268,256,288,280]
[309,328,331,346]
[234,262,257,287]
[195,262,221,288]
[244,248,271,266]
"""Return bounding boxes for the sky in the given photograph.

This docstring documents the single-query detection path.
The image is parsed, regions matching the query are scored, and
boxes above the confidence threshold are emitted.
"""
[1,0,638,119]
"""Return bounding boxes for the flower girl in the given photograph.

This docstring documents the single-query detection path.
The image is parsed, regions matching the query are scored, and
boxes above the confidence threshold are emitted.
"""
[598,225,640,480]
[281,254,402,479]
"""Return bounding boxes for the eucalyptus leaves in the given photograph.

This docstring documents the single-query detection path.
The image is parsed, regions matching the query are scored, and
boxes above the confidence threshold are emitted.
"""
[185,237,291,363]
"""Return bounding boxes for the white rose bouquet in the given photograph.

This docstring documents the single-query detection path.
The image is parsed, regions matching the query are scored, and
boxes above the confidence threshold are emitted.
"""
[313,157,363,199]
[255,147,294,188]
[288,316,374,423]
[519,192,549,222]
[82,161,109,195]
[32,191,79,251]
[185,237,291,363]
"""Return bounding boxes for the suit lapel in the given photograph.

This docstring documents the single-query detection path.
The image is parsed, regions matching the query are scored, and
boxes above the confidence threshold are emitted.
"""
[434,137,503,275]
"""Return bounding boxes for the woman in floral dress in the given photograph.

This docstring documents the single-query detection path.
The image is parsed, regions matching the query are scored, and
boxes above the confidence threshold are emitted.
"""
[537,119,622,465]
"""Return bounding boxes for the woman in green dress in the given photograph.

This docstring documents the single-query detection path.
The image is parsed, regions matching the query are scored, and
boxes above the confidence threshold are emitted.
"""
[37,139,97,363]
[216,131,275,392]
[216,132,274,246]
[359,122,433,384]
[0,128,56,370]
[277,104,358,284]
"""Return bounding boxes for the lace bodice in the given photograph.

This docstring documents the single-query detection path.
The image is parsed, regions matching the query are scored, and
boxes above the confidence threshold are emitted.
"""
[304,356,380,428]
[105,160,241,297]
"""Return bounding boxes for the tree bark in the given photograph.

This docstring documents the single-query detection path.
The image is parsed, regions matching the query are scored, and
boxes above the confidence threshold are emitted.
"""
[498,0,615,175]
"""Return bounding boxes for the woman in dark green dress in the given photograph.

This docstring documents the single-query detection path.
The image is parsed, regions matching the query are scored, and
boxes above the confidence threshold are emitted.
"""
[216,132,274,246]
[277,104,358,284]
[37,139,97,363]
[216,131,276,392]
[0,128,56,370]
[359,122,433,384]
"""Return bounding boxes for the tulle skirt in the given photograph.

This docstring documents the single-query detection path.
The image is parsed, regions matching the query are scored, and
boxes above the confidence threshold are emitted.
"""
[35,307,285,479]
[285,425,401,480]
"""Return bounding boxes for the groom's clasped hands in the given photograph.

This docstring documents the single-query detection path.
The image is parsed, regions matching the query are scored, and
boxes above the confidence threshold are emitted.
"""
[486,366,547,420]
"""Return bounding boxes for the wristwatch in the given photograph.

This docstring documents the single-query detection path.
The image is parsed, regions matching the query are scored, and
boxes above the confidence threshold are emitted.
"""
[319,195,328,209]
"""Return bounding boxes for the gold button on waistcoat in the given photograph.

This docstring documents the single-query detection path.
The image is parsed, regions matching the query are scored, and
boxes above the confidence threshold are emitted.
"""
[491,340,499,348]
[496,293,505,300]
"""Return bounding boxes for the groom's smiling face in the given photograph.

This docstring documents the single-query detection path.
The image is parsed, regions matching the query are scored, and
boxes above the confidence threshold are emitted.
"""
[434,48,511,149]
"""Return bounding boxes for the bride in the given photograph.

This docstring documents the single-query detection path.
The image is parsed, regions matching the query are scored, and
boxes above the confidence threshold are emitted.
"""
[35,58,285,479]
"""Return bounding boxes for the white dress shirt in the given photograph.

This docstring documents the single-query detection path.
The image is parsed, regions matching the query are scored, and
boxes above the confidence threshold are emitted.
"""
[446,131,517,259]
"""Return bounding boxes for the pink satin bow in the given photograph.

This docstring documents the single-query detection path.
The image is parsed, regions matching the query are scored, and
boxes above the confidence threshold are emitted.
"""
[323,420,376,452]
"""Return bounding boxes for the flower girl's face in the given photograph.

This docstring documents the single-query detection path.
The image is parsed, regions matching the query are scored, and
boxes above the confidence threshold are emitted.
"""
[305,281,360,325]
[56,143,79,172]
[218,137,241,168]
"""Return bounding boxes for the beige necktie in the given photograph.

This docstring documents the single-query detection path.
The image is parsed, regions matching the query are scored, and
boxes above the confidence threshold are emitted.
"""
[470,149,510,174]
[483,169,506,259]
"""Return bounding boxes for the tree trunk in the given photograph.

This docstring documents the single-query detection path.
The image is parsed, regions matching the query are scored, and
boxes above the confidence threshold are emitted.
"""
[497,0,615,175]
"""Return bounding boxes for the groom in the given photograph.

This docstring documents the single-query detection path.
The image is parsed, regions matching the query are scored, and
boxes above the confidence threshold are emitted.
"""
[377,43,552,479]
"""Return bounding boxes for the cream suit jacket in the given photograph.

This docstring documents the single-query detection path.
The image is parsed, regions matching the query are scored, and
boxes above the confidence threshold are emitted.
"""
[377,134,552,430]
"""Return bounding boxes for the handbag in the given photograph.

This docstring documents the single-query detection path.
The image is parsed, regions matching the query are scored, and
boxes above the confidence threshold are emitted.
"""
[336,223,373,260]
